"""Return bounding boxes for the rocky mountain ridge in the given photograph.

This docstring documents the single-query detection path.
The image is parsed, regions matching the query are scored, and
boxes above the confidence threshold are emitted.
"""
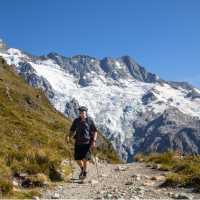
[1,39,200,161]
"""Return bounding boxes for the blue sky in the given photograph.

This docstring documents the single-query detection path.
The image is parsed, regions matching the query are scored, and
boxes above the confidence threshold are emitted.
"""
[0,0,200,87]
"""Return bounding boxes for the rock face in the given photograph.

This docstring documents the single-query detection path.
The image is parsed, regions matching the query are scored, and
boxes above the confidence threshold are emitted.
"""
[1,41,200,162]
[18,62,55,99]
[132,107,200,157]
[47,53,159,85]
[120,56,159,82]
[64,98,80,119]
[142,91,158,105]
[186,89,200,99]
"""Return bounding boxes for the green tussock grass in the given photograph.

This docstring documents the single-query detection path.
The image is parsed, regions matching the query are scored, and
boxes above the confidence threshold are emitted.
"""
[0,57,121,198]
[134,151,200,192]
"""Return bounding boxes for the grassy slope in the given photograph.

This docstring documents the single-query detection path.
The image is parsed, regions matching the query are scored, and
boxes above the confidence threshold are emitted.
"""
[135,152,200,192]
[0,57,121,197]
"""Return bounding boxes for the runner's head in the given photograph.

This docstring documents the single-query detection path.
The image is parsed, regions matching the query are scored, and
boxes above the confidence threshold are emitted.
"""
[79,106,88,119]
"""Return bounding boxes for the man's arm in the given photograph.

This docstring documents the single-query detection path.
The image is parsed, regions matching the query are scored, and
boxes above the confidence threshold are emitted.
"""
[92,130,97,142]
[65,119,76,142]
[90,119,98,147]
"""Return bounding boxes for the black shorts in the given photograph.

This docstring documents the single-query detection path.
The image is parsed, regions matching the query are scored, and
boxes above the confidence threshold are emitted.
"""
[74,143,91,160]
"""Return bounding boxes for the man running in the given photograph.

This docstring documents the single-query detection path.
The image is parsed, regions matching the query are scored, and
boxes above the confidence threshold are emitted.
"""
[66,106,98,179]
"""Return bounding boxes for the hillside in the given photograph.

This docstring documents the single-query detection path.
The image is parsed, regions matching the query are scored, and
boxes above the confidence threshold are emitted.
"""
[0,57,121,198]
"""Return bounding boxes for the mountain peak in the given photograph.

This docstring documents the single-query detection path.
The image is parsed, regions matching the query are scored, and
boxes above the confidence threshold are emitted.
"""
[1,46,200,161]
[43,52,160,83]
[47,52,63,58]
[71,54,97,60]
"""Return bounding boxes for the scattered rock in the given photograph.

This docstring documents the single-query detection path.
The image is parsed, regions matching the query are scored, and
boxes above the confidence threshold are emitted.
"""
[146,164,152,168]
[32,196,40,200]
[144,175,150,179]
[125,181,134,185]
[135,186,145,192]
[97,190,105,194]
[43,181,49,187]
[57,185,63,190]
[21,178,32,188]
[131,196,140,200]
[12,179,19,187]
[103,193,113,199]
[61,159,70,165]
[49,166,63,181]
[150,175,165,181]
[19,173,28,177]
[156,164,162,170]
[142,180,154,186]
[168,192,193,199]
[115,165,128,171]
[51,192,60,199]
[131,174,138,178]
[89,179,99,185]
[132,174,141,181]
[151,164,158,169]
[100,173,108,177]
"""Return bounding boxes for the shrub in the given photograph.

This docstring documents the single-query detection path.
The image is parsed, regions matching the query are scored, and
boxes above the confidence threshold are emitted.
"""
[134,151,200,192]
[0,178,13,195]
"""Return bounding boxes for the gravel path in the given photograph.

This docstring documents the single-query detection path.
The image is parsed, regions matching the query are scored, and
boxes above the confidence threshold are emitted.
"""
[42,161,200,199]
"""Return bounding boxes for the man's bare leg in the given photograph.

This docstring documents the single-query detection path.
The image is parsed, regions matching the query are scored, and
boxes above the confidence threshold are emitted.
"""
[76,160,83,169]
[83,159,88,172]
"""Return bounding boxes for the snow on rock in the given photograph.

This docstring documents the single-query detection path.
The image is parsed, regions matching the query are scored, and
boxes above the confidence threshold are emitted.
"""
[1,47,200,161]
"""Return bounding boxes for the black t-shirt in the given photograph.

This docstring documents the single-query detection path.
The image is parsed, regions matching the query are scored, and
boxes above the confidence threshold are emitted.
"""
[69,116,97,144]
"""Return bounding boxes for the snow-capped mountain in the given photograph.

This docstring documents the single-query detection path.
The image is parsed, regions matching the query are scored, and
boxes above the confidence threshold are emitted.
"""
[1,39,200,161]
